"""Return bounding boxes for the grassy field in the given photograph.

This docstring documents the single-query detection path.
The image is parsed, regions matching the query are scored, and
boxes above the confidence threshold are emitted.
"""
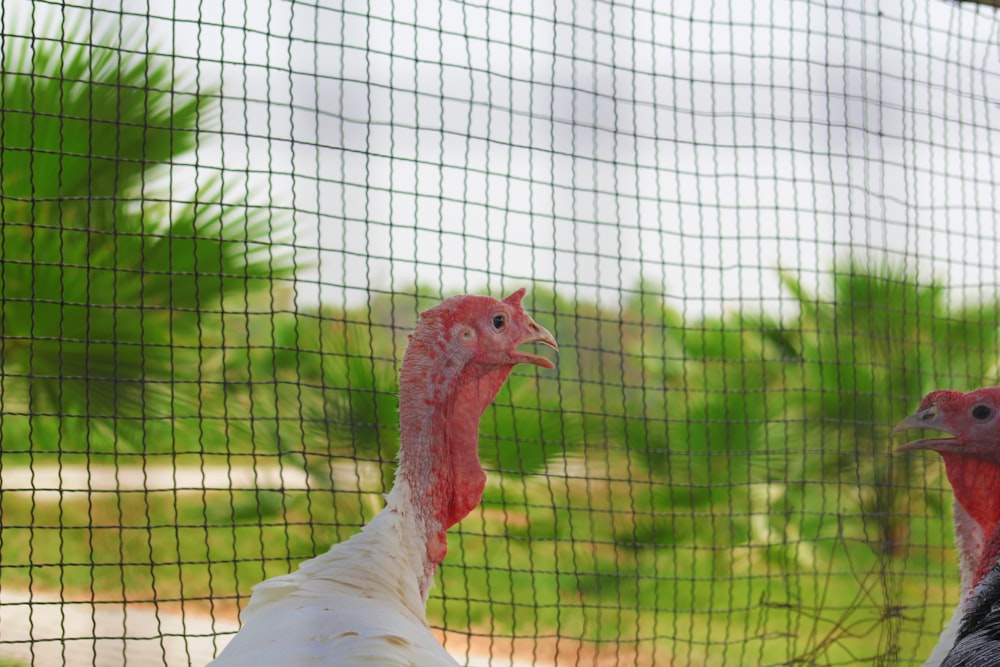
[0,450,958,666]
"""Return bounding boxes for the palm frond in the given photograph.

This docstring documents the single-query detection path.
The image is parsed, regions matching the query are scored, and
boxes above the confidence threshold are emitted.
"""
[0,11,291,449]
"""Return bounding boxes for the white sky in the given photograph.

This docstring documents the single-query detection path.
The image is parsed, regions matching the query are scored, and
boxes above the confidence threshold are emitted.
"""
[11,0,1000,317]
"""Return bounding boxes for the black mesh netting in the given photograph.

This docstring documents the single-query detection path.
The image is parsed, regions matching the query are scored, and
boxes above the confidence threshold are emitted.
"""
[2,0,1000,665]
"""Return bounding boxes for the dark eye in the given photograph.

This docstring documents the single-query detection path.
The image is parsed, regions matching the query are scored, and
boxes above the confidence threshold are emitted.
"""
[973,405,992,421]
[492,313,506,330]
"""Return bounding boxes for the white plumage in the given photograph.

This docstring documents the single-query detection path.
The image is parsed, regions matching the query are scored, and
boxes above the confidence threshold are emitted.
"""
[209,486,459,666]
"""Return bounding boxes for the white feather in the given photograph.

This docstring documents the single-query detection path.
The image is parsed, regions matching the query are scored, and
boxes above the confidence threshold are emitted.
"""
[208,485,460,667]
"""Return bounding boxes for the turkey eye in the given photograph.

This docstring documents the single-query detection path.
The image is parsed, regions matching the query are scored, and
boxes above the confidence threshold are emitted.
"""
[973,405,992,421]
[492,314,506,330]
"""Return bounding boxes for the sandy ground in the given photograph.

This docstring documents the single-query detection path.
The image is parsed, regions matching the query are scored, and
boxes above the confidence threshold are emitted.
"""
[0,589,236,667]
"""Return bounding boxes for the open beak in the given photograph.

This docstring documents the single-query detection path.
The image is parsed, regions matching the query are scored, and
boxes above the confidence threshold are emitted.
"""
[513,318,558,369]
[892,406,959,452]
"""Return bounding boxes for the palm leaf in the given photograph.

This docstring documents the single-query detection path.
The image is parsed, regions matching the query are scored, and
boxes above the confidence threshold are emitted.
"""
[0,12,291,449]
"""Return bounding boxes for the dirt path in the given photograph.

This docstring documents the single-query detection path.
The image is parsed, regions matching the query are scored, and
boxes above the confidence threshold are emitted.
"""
[0,589,237,667]
[0,464,315,495]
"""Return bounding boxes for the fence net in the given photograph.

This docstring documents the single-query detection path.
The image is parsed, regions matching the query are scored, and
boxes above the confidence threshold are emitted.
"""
[2,0,1000,665]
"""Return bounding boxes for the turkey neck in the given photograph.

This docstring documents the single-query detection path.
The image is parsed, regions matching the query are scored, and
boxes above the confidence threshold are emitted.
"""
[943,454,1000,542]
[939,455,1000,605]
[392,332,515,596]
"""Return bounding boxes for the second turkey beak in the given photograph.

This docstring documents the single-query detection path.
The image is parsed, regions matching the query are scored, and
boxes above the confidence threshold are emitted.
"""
[893,406,959,453]
[513,319,558,369]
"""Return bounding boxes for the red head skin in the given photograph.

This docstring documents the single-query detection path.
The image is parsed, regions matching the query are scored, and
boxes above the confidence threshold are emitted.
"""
[394,289,557,591]
[895,387,1000,588]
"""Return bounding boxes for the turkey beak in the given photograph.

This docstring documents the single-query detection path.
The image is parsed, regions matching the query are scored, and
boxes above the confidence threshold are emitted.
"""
[513,318,558,369]
[893,406,959,452]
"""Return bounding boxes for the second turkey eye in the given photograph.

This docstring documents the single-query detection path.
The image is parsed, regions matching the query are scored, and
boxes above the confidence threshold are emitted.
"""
[492,314,506,330]
[973,405,992,420]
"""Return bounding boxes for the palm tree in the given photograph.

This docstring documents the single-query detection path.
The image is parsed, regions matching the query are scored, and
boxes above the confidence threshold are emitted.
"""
[0,12,291,451]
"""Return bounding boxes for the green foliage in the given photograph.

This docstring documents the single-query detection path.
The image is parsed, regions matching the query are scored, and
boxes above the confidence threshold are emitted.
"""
[0,16,290,450]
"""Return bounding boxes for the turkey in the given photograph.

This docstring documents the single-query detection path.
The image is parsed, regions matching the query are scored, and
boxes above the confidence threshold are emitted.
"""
[895,387,1000,666]
[209,289,557,666]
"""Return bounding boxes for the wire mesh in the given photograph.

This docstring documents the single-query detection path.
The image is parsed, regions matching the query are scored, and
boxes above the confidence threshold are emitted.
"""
[1,0,1000,665]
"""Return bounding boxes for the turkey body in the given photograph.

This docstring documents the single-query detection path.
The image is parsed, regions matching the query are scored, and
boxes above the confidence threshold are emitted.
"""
[208,487,458,666]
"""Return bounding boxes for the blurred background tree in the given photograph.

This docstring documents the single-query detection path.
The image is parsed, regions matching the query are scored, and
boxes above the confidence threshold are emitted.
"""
[0,14,290,453]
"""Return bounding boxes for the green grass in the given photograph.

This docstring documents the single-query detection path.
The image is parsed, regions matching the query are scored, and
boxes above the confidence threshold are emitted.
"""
[0,482,369,615]
[0,451,958,666]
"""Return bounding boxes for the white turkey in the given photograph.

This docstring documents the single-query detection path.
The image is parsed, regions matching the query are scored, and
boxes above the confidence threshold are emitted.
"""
[208,289,557,666]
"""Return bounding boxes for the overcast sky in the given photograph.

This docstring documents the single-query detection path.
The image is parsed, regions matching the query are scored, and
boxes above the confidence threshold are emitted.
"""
[13,0,1000,317]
